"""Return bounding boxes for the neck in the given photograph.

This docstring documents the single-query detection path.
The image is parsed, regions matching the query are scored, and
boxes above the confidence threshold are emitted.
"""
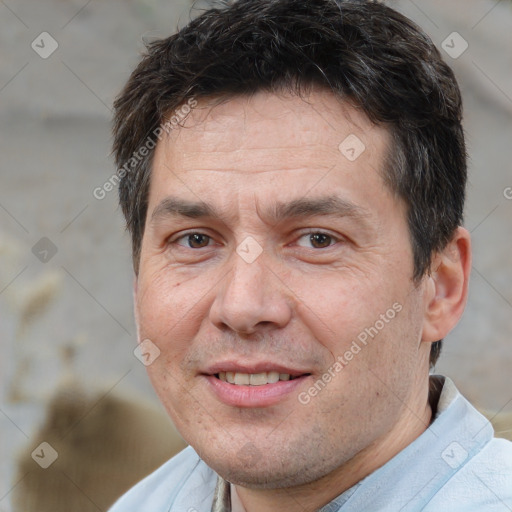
[234,378,433,512]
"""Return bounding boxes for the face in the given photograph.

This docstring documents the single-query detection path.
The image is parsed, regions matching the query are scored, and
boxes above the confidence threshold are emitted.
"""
[135,89,431,489]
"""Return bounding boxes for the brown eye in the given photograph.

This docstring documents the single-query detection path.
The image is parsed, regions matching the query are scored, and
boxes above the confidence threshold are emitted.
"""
[174,233,212,248]
[309,233,332,248]
[296,232,336,249]
[188,233,210,248]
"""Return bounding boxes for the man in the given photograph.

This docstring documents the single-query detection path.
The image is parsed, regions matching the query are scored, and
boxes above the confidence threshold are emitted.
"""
[109,0,512,510]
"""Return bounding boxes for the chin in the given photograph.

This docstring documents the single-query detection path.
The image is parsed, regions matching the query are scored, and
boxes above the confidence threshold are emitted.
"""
[218,464,310,489]
[202,443,334,490]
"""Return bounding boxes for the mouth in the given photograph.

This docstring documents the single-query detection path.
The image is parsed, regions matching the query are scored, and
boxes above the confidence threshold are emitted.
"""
[204,366,312,407]
[214,371,309,386]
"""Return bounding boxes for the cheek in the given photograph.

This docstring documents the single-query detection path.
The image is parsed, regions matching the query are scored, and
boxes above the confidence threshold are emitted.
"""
[290,269,395,354]
[134,276,205,381]
[136,266,208,333]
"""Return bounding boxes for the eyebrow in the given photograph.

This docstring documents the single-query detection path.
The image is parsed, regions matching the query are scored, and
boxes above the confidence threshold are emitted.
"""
[151,197,218,222]
[150,195,371,227]
[271,196,370,222]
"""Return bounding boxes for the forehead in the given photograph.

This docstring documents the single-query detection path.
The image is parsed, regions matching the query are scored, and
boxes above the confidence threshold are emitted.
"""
[148,89,395,221]
[165,89,386,162]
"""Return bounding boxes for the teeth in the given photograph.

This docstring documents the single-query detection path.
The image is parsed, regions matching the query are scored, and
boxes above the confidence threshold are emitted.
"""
[234,373,250,385]
[267,371,280,383]
[249,373,267,386]
[217,371,293,385]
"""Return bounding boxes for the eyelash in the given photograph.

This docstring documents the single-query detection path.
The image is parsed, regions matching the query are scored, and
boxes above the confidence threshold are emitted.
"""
[171,232,216,249]
[169,230,341,250]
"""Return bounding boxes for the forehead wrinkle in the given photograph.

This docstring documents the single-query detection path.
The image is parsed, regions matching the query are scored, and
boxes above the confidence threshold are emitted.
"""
[178,141,339,159]
[180,166,334,175]
[150,194,372,230]
[176,146,340,176]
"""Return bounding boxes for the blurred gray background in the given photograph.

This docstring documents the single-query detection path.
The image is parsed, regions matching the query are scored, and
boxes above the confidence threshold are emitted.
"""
[1,0,511,510]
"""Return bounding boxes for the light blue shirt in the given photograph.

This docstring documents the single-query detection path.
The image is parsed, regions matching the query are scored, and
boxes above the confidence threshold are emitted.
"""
[109,376,512,511]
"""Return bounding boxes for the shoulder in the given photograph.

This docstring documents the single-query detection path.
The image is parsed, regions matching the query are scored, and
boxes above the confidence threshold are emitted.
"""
[108,446,217,512]
[426,437,512,511]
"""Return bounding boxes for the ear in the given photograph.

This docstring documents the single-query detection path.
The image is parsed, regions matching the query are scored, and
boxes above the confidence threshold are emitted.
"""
[421,227,471,342]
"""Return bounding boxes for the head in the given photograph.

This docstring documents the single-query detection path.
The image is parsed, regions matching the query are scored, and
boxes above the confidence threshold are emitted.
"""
[112,0,470,494]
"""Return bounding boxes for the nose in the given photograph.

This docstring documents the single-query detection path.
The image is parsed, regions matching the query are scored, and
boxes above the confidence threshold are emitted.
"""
[208,247,293,335]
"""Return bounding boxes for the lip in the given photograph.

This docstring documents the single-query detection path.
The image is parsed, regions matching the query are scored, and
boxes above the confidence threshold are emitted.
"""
[201,360,312,407]
[203,374,310,407]
[204,361,309,377]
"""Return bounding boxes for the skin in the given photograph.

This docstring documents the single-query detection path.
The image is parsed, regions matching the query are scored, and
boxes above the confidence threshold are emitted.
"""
[134,89,471,512]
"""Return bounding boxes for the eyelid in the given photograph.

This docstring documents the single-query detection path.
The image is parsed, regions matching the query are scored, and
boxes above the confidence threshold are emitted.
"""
[167,228,344,249]
[169,230,216,248]
[293,229,342,248]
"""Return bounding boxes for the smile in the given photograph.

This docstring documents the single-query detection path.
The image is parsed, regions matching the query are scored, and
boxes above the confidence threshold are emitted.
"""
[206,371,312,408]
[216,371,304,386]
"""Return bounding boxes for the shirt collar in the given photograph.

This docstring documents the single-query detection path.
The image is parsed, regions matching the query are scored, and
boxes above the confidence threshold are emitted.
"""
[211,475,231,512]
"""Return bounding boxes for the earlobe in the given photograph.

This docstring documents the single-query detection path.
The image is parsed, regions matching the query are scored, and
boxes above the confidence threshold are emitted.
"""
[421,227,471,343]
